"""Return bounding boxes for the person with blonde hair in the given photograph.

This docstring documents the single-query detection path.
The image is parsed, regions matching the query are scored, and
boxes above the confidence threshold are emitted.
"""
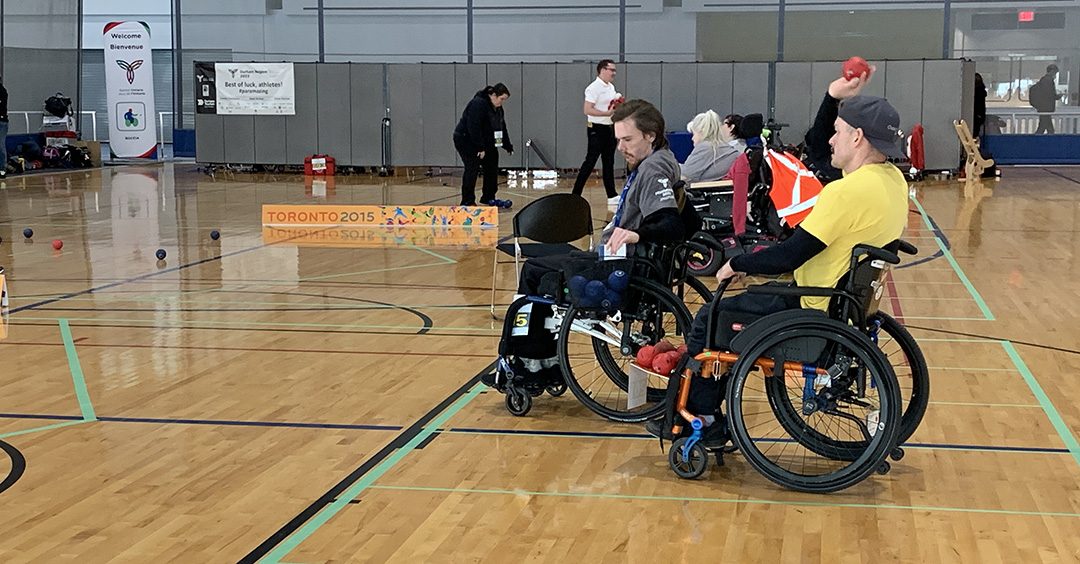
[681,110,741,183]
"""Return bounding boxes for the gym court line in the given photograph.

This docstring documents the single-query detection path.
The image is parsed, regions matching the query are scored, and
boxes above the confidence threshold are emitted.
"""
[0,319,96,441]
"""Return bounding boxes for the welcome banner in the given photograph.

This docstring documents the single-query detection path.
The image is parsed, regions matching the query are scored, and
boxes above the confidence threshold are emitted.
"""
[103,21,157,159]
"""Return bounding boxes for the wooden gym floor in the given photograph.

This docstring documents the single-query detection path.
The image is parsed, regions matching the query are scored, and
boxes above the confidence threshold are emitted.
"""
[1,164,1079,563]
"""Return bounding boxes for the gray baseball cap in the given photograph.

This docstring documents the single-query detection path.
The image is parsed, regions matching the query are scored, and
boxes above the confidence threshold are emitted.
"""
[838,95,905,159]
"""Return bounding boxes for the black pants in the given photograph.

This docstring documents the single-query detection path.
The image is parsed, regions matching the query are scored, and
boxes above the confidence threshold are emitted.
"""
[1034,114,1055,135]
[572,123,617,197]
[683,284,801,415]
[455,135,499,205]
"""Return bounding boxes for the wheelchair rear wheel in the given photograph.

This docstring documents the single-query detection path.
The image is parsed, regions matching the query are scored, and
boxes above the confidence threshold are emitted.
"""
[558,278,692,423]
[726,317,902,493]
[871,312,929,447]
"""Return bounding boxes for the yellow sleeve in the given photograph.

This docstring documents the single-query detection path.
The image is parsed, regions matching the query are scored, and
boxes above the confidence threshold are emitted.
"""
[798,184,853,246]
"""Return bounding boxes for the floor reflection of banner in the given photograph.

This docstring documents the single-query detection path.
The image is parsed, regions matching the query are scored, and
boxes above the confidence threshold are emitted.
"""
[261,204,498,228]
[262,225,498,249]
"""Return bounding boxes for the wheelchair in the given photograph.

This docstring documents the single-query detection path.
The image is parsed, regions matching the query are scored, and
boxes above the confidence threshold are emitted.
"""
[490,239,713,420]
[660,240,928,493]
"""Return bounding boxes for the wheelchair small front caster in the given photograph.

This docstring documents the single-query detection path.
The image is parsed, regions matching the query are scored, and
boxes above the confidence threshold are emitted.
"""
[669,437,709,479]
[890,447,905,461]
[546,382,567,397]
[876,461,891,475]
[505,388,532,416]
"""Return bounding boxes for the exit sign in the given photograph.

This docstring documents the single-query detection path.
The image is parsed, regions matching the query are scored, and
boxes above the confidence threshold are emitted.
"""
[1018,11,1035,22]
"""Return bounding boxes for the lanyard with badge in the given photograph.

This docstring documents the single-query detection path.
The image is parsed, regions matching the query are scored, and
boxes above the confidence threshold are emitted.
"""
[611,170,637,227]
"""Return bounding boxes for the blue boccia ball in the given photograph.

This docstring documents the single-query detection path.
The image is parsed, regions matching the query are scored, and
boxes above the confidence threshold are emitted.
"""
[155,249,167,261]
[584,280,607,301]
[568,275,588,299]
[23,228,33,239]
[210,230,221,241]
[607,269,629,293]
[601,288,623,310]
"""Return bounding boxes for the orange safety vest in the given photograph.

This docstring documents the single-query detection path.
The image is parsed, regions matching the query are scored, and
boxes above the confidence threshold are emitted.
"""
[765,149,824,227]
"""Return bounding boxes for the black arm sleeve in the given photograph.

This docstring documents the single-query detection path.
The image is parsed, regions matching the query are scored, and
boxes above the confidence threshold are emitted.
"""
[635,207,685,244]
[729,227,826,276]
[804,93,840,166]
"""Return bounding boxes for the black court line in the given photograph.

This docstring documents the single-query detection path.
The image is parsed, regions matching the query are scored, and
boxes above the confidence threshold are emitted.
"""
[1042,168,1080,186]
[905,325,1080,357]
[238,361,492,564]
[1,440,27,495]
[0,412,1067,455]
[0,413,402,432]
[7,321,494,340]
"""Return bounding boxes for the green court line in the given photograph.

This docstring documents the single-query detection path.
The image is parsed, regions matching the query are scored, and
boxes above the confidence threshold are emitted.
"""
[1001,341,1080,468]
[260,384,486,563]
[365,484,1080,519]
[14,316,498,334]
[0,420,89,440]
[409,244,458,264]
[59,319,96,422]
[299,261,451,282]
[910,196,994,320]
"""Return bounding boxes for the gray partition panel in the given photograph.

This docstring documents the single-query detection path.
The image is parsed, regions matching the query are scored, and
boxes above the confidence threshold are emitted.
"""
[222,116,256,164]
[883,60,925,156]
[388,64,424,166]
[254,116,287,164]
[863,60,886,98]
[555,63,594,169]
[625,63,663,109]
[195,113,224,163]
[661,63,698,135]
[922,59,963,170]
[350,63,386,166]
[774,62,814,146]
[732,63,769,115]
[316,65,353,164]
[521,64,557,171]
[696,63,734,116]
[454,64,489,166]
[286,64,320,165]
[488,63,524,168]
[810,61,839,107]
[422,64,458,167]
[960,60,976,132]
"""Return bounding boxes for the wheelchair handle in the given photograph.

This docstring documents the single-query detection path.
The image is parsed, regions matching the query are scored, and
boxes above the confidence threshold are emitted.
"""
[897,240,918,256]
[853,244,900,265]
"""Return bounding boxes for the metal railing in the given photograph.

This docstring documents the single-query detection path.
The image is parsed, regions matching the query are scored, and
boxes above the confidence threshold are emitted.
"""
[9,111,98,141]
[991,111,1080,135]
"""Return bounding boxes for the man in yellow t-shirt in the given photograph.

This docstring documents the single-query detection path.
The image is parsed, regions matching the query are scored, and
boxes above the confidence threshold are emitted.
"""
[647,95,909,441]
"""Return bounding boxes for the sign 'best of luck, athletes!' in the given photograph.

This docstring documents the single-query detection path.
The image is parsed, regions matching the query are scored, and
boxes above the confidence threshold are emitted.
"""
[215,63,295,115]
[103,21,157,159]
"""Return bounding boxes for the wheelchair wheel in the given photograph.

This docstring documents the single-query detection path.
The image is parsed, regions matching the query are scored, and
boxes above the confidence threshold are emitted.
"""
[546,382,567,397]
[669,437,709,479]
[558,277,692,423]
[726,316,901,493]
[686,244,723,277]
[871,313,929,446]
[676,275,714,315]
[505,388,532,416]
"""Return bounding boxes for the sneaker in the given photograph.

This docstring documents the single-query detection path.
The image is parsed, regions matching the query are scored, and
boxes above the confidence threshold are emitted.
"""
[461,201,477,207]
[607,196,620,206]
[645,419,675,440]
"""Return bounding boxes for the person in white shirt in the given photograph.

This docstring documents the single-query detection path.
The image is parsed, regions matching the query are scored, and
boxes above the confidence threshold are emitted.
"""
[572,59,622,204]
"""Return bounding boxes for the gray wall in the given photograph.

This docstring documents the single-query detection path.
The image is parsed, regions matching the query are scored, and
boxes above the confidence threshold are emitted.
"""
[197,59,969,171]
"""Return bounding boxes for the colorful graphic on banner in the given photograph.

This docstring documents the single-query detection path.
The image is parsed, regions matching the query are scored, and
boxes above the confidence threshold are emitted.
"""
[194,62,217,114]
[261,205,499,228]
[103,21,157,159]
[215,63,295,115]
[262,225,499,249]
